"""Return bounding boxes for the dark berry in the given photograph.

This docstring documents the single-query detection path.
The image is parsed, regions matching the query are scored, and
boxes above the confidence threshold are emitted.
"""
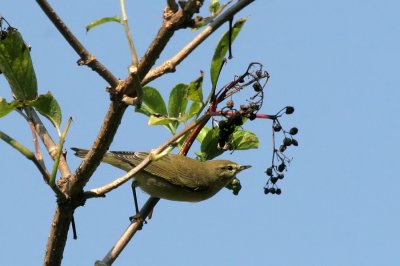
[219,120,229,129]
[265,167,273,176]
[285,106,295,114]
[273,124,282,132]
[278,163,286,172]
[264,188,270,194]
[270,177,278,184]
[276,188,282,195]
[277,173,284,179]
[269,187,276,194]
[292,139,298,146]
[248,113,256,120]
[279,145,286,153]
[256,69,263,78]
[283,137,292,146]
[231,115,243,126]
[252,82,262,92]
[289,127,298,135]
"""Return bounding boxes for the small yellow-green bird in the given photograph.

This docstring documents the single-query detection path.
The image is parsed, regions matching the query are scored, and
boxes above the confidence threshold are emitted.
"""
[72,148,250,202]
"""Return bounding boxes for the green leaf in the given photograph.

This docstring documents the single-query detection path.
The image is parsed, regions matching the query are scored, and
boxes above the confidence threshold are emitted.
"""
[187,101,203,120]
[209,0,221,15]
[0,28,37,100]
[210,18,247,89]
[136,86,168,117]
[30,92,62,131]
[168,83,188,132]
[186,72,204,103]
[168,83,188,118]
[197,126,210,143]
[148,114,179,126]
[86,16,121,32]
[199,127,259,160]
[231,129,259,150]
[200,127,223,160]
[0,98,22,118]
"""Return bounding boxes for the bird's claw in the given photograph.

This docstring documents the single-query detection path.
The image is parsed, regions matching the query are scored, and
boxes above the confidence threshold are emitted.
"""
[129,213,147,229]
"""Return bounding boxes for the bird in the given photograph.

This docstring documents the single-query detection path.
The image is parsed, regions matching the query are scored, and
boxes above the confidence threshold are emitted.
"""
[71,147,250,202]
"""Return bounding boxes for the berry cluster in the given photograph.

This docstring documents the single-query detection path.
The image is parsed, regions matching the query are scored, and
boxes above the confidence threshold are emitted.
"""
[215,63,270,151]
[217,112,243,150]
[264,106,299,195]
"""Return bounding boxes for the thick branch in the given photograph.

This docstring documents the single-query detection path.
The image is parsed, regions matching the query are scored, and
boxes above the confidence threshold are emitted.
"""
[43,205,74,266]
[142,0,255,84]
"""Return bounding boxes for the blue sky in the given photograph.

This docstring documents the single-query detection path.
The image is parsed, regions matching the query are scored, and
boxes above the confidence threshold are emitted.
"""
[1,1,400,265]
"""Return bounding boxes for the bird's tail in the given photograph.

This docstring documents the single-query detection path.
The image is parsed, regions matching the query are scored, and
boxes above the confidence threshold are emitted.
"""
[71,147,89,158]
[71,147,133,171]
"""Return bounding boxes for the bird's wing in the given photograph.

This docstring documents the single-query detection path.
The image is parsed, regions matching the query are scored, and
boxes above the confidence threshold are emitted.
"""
[111,151,209,191]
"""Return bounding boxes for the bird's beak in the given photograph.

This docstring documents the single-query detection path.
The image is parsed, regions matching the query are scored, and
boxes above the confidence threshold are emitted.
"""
[239,165,251,171]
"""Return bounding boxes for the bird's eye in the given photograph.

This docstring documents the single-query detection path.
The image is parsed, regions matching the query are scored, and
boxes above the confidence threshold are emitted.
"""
[226,166,234,171]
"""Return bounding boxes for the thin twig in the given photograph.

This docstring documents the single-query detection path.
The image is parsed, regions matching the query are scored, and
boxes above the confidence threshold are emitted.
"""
[120,0,139,67]
[142,0,255,84]
[24,107,72,177]
[0,130,64,198]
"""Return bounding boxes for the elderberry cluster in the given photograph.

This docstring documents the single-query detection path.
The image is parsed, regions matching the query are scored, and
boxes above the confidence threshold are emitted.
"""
[217,100,262,150]
[264,106,299,195]
[217,111,243,150]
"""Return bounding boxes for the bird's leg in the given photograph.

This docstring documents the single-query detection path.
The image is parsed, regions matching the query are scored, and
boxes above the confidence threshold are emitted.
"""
[132,180,140,215]
[129,180,146,227]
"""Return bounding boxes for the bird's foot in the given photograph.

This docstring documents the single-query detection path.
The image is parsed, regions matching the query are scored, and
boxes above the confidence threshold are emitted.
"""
[129,213,147,230]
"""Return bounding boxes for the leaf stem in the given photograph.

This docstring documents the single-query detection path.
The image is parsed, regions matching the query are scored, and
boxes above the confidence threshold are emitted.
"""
[50,117,72,185]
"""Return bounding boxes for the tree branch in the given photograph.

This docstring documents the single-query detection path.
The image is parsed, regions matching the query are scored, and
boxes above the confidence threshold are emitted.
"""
[24,107,71,178]
[120,0,139,67]
[142,0,255,84]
